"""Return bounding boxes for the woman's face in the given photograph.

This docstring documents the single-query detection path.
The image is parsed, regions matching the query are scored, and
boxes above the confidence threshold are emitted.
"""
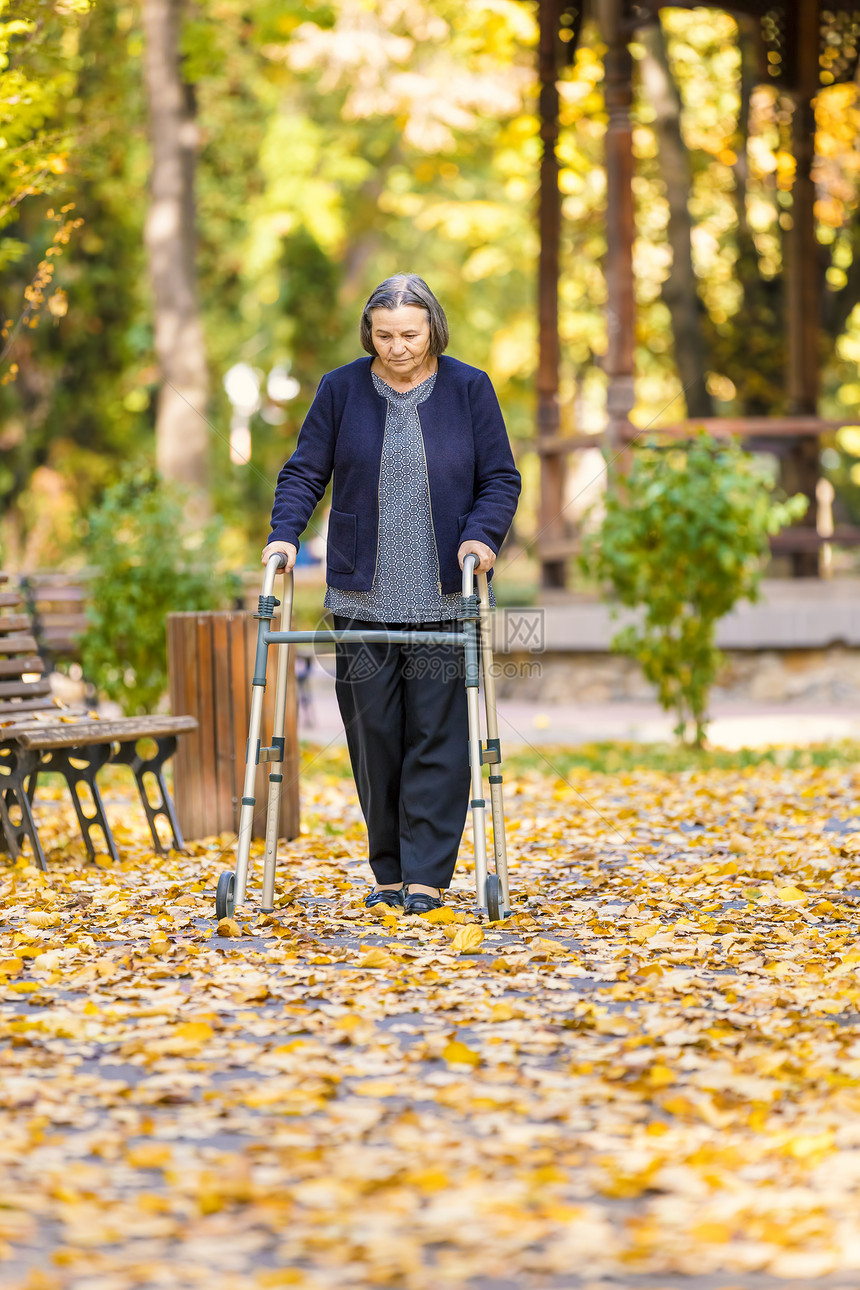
[370,305,433,381]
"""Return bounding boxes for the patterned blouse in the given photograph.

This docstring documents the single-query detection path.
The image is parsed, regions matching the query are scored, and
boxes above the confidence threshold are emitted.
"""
[324,368,494,624]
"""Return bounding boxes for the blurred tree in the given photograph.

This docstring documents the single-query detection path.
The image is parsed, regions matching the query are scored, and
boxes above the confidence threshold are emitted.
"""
[0,0,90,555]
[3,0,860,567]
[142,0,209,506]
[78,466,238,713]
[228,0,539,541]
[0,0,86,277]
[0,0,154,564]
[638,21,713,418]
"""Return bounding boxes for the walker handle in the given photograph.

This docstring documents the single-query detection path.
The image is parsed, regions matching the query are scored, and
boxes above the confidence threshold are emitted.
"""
[262,551,289,597]
[461,551,479,597]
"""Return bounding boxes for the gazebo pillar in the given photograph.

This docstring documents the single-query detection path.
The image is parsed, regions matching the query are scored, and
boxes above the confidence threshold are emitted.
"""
[598,0,636,459]
[537,0,567,588]
[784,0,822,576]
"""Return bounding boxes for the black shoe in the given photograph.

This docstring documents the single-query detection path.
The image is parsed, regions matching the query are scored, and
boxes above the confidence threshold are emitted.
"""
[405,888,443,915]
[364,887,405,910]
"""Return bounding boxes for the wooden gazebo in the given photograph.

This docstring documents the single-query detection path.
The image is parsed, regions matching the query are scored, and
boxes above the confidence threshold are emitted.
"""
[535,1,860,584]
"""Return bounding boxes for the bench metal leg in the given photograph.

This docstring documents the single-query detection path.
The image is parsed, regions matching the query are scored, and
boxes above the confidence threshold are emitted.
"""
[0,746,47,871]
[39,745,118,864]
[112,736,186,854]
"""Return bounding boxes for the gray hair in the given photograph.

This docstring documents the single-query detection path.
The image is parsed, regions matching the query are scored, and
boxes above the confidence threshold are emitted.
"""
[359,274,449,357]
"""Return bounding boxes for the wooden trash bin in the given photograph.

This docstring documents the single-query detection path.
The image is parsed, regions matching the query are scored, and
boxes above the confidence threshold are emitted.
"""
[166,610,299,842]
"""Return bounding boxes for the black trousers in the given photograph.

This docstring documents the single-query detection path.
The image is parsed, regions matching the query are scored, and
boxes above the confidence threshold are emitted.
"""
[333,615,469,890]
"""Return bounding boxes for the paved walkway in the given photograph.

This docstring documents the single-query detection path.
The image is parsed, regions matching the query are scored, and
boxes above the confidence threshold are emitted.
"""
[297,664,860,751]
[5,760,860,1287]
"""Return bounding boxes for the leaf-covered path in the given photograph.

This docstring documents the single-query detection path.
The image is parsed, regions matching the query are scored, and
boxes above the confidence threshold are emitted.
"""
[3,756,860,1289]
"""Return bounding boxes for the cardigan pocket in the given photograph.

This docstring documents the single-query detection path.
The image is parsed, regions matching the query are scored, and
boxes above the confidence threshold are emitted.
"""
[327,507,356,574]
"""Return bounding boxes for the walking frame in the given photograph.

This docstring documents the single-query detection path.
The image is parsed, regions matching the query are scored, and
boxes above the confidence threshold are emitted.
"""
[215,552,511,922]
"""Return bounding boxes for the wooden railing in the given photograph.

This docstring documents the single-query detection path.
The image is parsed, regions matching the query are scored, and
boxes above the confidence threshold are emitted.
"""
[536,415,860,568]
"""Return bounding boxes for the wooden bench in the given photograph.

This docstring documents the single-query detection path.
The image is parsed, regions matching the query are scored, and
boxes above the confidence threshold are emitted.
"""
[18,571,90,670]
[0,573,197,871]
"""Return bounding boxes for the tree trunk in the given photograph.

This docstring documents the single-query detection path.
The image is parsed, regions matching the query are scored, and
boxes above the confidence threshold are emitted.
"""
[639,21,714,419]
[729,15,757,241]
[537,0,566,588]
[598,0,636,463]
[783,0,822,577]
[729,15,769,392]
[142,0,209,506]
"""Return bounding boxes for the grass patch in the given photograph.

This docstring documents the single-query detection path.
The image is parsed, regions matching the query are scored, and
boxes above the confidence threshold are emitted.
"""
[300,744,354,778]
[491,578,539,608]
[284,584,334,630]
[300,739,860,779]
[504,741,860,775]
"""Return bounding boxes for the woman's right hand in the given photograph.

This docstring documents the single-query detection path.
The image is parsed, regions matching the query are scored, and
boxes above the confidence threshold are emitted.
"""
[261,541,298,571]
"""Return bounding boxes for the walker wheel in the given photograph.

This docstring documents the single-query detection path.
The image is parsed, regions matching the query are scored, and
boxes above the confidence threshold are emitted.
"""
[216,870,236,920]
[486,872,502,922]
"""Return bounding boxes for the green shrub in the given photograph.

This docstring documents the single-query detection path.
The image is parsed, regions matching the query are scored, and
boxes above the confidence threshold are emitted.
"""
[79,468,240,714]
[582,435,807,746]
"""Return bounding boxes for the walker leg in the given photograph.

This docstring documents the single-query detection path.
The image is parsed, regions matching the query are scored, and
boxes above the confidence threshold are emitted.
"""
[225,555,287,915]
[261,573,293,913]
[261,777,282,914]
[462,560,489,912]
[477,571,511,914]
[233,683,266,908]
[467,683,488,910]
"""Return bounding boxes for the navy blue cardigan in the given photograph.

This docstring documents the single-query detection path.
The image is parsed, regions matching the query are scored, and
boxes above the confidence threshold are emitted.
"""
[268,355,521,595]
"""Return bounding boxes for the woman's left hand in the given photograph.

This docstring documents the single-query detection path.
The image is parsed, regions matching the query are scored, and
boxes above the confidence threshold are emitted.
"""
[458,540,496,573]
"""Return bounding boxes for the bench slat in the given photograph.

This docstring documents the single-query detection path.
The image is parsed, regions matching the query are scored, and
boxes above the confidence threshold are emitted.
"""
[0,697,60,717]
[0,655,44,678]
[3,714,198,750]
[0,635,39,655]
[40,634,85,650]
[0,592,22,608]
[21,573,87,588]
[37,613,87,627]
[0,615,35,634]
[0,677,52,700]
[15,575,89,665]
[41,628,86,639]
[28,588,87,603]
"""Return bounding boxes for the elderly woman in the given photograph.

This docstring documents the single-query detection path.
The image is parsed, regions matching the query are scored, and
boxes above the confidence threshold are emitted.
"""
[263,274,520,914]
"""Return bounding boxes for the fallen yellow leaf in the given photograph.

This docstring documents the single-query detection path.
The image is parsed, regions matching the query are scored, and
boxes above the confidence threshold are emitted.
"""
[27,911,61,929]
[450,924,484,953]
[777,885,806,902]
[420,906,459,924]
[125,1143,172,1169]
[255,1270,305,1287]
[357,947,396,969]
[217,918,242,938]
[236,982,270,1003]
[173,1021,215,1043]
[442,1039,481,1068]
[535,937,568,957]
